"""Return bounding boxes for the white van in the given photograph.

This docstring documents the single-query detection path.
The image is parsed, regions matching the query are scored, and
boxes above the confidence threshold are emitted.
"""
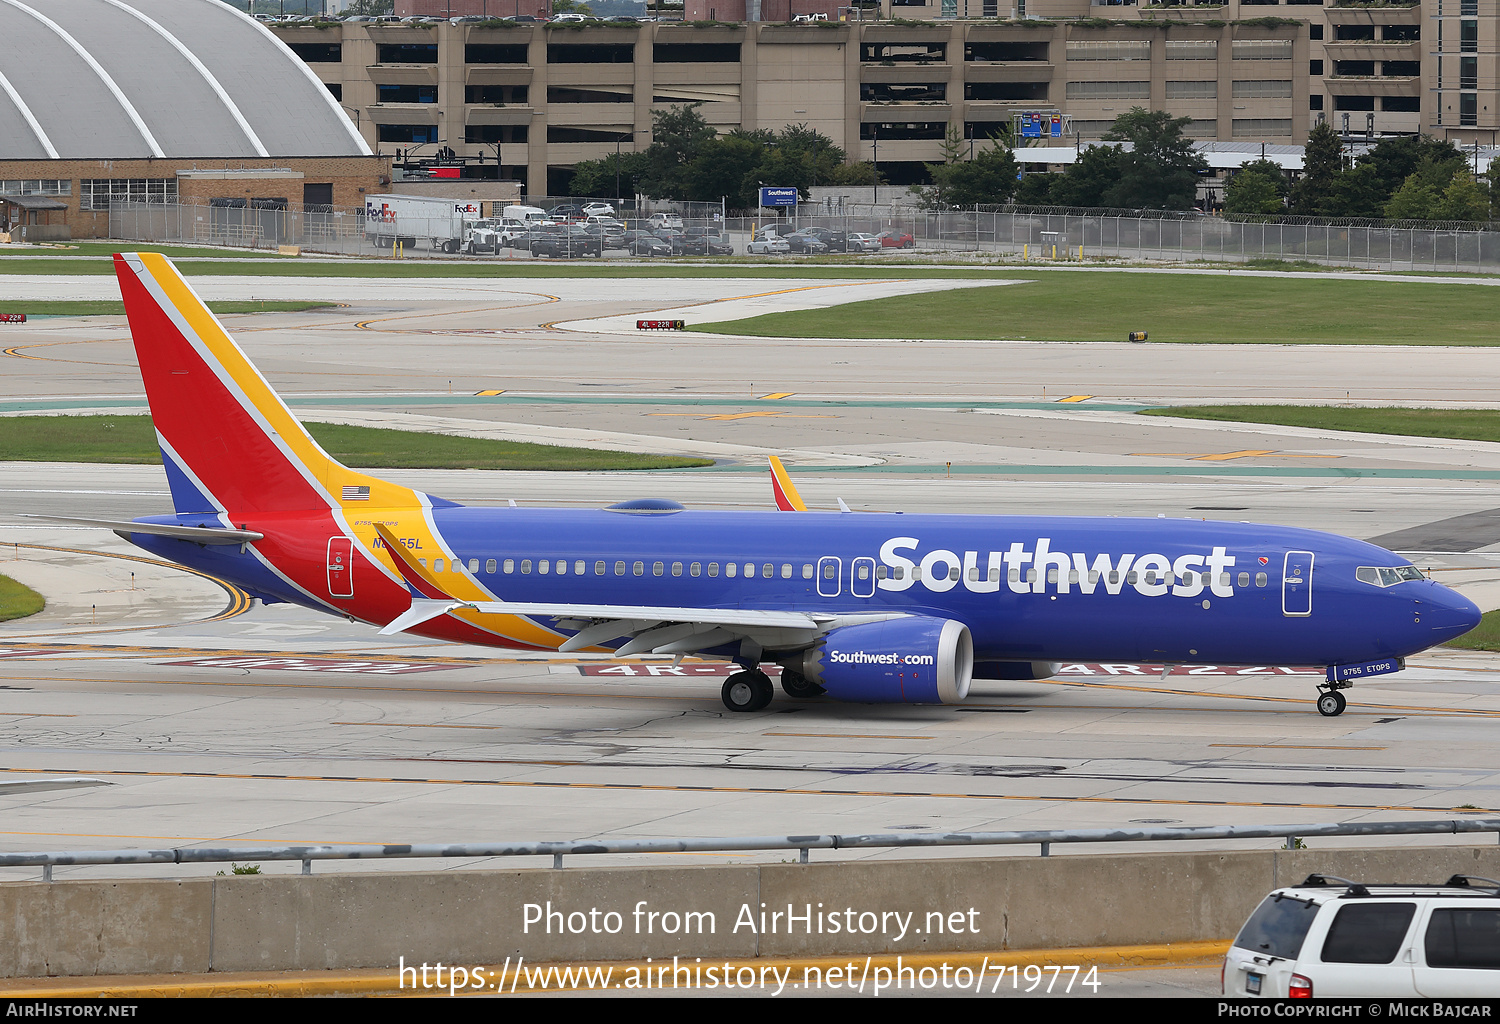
[502,205,550,225]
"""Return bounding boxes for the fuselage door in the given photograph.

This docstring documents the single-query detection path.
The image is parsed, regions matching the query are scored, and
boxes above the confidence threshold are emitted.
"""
[817,556,841,598]
[851,556,876,598]
[327,537,354,598]
[1282,550,1313,616]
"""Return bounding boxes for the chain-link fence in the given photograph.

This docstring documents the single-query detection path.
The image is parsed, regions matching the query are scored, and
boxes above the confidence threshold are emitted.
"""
[111,198,1500,271]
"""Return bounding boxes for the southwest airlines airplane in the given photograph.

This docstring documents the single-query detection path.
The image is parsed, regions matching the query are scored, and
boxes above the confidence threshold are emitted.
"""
[48,254,1482,718]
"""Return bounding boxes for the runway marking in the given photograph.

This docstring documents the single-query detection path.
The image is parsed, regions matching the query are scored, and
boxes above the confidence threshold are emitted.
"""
[648,411,836,421]
[1129,450,1343,462]
[759,392,795,400]
[1051,677,1500,717]
[474,389,505,396]
[1208,744,1387,751]
[1056,395,1093,403]
[0,713,75,718]
[164,657,467,675]
[352,297,562,334]
[763,732,937,740]
[0,766,1488,814]
[332,721,509,730]
[1,543,252,638]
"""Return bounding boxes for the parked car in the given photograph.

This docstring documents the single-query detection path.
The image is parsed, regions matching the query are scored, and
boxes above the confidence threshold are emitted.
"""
[622,231,672,257]
[1224,873,1500,998]
[781,232,829,255]
[495,219,536,249]
[647,212,684,231]
[846,233,883,253]
[547,204,586,222]
[876,230,915,249]
[581,202,616,218]
[529,224,602,258]
[746,235,790,255]
[684,233,734,256]
[800,227,849,252]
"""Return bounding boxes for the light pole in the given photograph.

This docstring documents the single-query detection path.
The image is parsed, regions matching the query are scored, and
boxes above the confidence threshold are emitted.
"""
[871,125,879,206]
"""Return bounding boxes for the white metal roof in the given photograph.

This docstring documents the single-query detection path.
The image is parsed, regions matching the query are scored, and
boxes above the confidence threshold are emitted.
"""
[0,0,370,160]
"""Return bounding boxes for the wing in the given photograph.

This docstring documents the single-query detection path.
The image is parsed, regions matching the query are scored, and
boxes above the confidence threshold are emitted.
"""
[370,524,903,656]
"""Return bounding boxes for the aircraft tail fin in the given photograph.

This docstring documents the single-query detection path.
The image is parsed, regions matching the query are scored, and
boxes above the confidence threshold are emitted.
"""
[769,455,808,512]
[114,253,422,516]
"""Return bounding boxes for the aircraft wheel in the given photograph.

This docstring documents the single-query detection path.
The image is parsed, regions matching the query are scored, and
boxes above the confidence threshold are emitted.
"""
[722,671,773,712]
[780,669,824,699]
[1317,690,1347,717]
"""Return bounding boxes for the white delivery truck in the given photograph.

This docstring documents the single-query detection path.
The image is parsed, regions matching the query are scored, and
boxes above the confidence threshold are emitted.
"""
[502,205,550,226]
[365,195,481,253]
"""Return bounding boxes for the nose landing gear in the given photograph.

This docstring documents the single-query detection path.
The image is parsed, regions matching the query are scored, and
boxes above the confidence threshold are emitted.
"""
[1316,685,1349,717]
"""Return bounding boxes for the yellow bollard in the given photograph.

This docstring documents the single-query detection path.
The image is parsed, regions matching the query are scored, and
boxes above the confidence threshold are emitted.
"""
[1051,244,1057,260]
[1024,244,1029,261]
[1079,244,1084,260]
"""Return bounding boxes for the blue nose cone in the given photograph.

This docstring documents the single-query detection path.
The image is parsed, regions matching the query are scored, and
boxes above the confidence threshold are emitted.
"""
[1420,585,1483,648]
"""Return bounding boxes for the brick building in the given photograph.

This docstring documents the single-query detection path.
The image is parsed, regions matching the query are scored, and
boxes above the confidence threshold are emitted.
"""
[0,0,389,240]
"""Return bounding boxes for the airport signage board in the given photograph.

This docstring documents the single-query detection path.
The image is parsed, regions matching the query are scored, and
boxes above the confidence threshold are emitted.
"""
[759,187,799,208]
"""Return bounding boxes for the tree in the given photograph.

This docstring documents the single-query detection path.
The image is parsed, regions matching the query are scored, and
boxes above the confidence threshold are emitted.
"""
[1323,162,1386,219]
[1224,162,1285,215]
[1291,121,1343,216]
[1046,144,1126,208]
[1383,174,1439,220]
[1358,135,1464,199]
[342,0,394,14]
[1099,108,1206,210]
[920,137,1018,207]
[639,103,718,197]
[1434,170,1492,222]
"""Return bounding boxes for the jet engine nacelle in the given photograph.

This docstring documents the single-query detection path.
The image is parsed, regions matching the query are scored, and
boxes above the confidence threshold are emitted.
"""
[781,617,973,704]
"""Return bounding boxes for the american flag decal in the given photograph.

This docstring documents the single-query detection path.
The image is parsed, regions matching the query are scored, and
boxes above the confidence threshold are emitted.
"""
[342,485,370,501]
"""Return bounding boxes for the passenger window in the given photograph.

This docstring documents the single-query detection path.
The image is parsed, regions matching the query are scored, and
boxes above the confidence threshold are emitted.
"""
[520,560,531,574]
[486,559,497,574]
[859,565,872,580]
[595,561,605,575]
[1238,572,1249,587]
[1425,908,1500,969]
[435,558,446,573]
[1126,572,1137,584]
[691,562,701,577]
[1047,568,1059,584]
[672,562,682,576]
[633,561,644,576]
[762,563,773,579]
[802,564,813,579]
[708,562,719,577]
[1256,572,1267,587]
[614,560,625,576]
[1321,903,1417,964]
[575,560,585,575]
[419,558,427,569]
[1027,568,1038,583]
[990,568,1000,582]
[538,560,549,575]
[1089,570,1100,584]
[969,567,980,582]
[652,561,663,576]
[824,564,836,579]
[892,567,904,580]
[469,558,479,573]
[879,566,889,579]
[1068,570,1079,584]
[555,560,565,575]
[1010,569,1020,583]
[725,563,737,578]
[781,563,792,579]
[912,566,922,581]
[1107,571,1118,585]
[503,558,514,574]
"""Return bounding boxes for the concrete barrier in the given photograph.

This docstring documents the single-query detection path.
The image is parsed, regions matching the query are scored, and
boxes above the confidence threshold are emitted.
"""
[4,845,1500,978]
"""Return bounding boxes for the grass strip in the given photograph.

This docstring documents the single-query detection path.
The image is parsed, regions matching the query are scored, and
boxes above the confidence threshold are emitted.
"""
[695,278,1500,346]
[1445,609,1500,651]
[0,416,710,472]
[0,242,292,259]
[0,300,336,317]
[0,572,43,622]
[1139,405,1500,443]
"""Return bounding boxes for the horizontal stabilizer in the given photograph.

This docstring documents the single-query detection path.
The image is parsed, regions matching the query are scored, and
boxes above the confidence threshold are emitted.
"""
[379,600,464,636]
[18,515,263,545]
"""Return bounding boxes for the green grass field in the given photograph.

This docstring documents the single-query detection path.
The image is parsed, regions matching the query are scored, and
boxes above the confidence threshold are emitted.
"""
[0,416,711,472]
[1140,405,1500,443]
[0,572,43,622]
[1445,608,1500,651]
[0,300,336,317]
[695,276,1500,345]
[0,242,292,259]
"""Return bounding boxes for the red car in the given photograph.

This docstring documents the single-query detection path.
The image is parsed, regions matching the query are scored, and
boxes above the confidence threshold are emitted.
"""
[876,230,915,249]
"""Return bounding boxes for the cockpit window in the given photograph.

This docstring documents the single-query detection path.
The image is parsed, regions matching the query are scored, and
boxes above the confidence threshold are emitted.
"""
[1356,565,1426,588]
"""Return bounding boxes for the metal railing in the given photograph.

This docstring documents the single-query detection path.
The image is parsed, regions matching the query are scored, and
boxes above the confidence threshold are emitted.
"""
[7,818,1499,882]
[109,197,1500,272]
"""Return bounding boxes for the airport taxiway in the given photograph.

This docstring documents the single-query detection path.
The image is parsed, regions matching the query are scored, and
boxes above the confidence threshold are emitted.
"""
[2,269,1500,914]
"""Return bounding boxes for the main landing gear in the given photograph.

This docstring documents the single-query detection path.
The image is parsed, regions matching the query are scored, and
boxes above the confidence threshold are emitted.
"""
[1316,683,1349,717]
[721,669,774,712]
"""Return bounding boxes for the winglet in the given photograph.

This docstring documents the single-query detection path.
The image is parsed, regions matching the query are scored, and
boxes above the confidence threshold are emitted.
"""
[769,456,808,512]
[372,523,457,600]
